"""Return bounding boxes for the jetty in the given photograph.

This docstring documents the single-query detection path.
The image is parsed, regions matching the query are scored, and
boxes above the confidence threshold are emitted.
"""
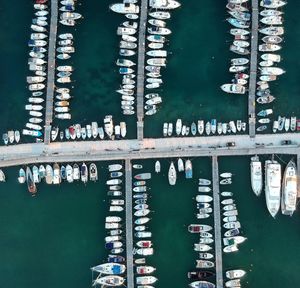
[212,156,223,288]
[125,159,134,288]
[44,0,58,144]
[1,133,300,168]
[136,0,148,141]
[248,0,259,138]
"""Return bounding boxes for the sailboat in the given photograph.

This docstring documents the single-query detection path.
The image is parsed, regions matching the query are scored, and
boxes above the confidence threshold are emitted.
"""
[250,156,263,196]
[168,162,177,185]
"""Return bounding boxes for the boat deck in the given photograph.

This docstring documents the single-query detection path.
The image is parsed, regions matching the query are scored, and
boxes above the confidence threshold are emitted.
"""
[248,0,259,138]
[212,156,223,288]
[44,0,58,144]
[136,0,148,141]
[125,159,134,288]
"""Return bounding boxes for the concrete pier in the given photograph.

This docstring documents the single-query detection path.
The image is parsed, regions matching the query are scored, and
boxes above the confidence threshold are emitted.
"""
[125,159,134,288]
[44,0,58,144]
[212,156,223,288]
[248,0,259,138]
[136,0,148,141]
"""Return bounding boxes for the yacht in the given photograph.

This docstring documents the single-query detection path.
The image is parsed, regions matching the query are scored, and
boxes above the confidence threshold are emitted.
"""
[109,3,139,14]
[149,0,181,9]
[221,84,246,94]
[168,162,177,185]
[281,160,297,216]
[265,159,281,218]
[250,156,263,196]
[26,167,37,195]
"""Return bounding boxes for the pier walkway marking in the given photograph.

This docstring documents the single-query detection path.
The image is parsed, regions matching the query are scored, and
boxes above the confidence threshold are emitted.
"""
[1,133,300,168]
[125,159,134,288]
[136,0,148,141]
[44,0,58,144]
[212,156,223,288]
[248,0,259,138]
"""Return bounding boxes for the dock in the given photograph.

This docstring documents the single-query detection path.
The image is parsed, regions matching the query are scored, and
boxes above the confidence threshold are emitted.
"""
[125,159,134,288]
[297,154,300,198]
[136,0,148,141]
[248,0,259,138]
[212,156,223,288]
[44,0,58,144]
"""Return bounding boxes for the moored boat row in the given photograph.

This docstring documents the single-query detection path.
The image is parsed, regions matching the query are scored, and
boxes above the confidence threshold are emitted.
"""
[163,119,247,137]
[2,130,21,145]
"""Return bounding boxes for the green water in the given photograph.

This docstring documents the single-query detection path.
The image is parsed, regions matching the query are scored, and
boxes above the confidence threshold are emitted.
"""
[1,0,300,287]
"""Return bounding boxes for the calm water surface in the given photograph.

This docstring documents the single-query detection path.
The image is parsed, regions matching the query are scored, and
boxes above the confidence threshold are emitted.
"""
[0,0,300,287]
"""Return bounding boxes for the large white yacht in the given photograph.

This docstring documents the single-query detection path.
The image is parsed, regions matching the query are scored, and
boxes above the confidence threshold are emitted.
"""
[109,3,139,14]
[281,159,297,216]
[149,0,181,9]
[250,156,263,196]
[265,159,281,218]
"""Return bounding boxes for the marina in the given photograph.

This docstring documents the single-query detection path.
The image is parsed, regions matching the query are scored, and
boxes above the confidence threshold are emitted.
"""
[1,0,300,288]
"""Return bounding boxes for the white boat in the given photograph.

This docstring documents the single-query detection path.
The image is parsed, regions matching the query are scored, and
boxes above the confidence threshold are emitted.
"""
[198,187,211,193]
[223,221,241,229]
[194,244,212,252]
[177,158,184,172]
[281,160,297,216]
[225,279,241,288]
[265,160,281,218]
[109,3,139,14]
[260,9,283,17]
[136,276,158,285]
[223,210,238,217]
[261,15,283,25]
[199,178,211,185]
[149,11,171,19]
[168,162,177,185]
[104,115,114,138]
[136,248,153,256]
[136,265,156,274]
[260,0,287,9]
[148,18,166,27]
[259,26,284,36]
[155,160,161,173]
[196,195,213,203]
[198,120,204,135]
[163,123,168,137]
[167,123,173,136]
[221,84,245,94]
[250,155,263,196]
[93,275,125,287]
[149,0,181,9]
[226,269,246,280]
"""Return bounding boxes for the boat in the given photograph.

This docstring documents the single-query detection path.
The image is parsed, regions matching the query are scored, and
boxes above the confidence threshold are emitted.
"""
[134,173,151,180]
[196,260,214,269]
[136,248,153,256]
[155,160,161,173]
[26,167,37,195]
[107,255,125,263]
[196,195,213,203]
[226,269,246,280]
[227,18,249,29]
[260,9,283,17]
[257,108,273,117]
[194,244,212,252]
[261,53,281,62]
[136,266,156,275]
[291,117,297,131]
[223,210,238,217]
[109,3,139,14]
[168,162,177,185]
[223,221,241,229]
[109,164,122,172]
[175,119,182,135]
[223,245,239,253]
[221,199,234,205]
[225,279,241,288]
[91,263,126,275]
[198,187,211,193]
[221,84,245,94]
[259,26,284,36]
[281,159,297,216]
[93,275,125,287]
[205,122,211,135]
[220,178,232,185]
[135,232,152,238]
[260,0,287,9]
[135,218,150,225]
[65,165,73,183]
[185,160,193,179]
[149,11,171,19]
[136,276,157,285]
[149,0,181,9]
[250,155,263,196]
[231,57,249,66]
[199,179,211,186]
[189,281,215,288]
[18,168,26,183]
[188,224,212,233]
[265,159,281,218]
[223,236,247,246]
[89,163,98,182]
[32,165,40,183]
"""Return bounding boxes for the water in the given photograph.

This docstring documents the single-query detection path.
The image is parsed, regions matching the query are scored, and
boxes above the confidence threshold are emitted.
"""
[0,0,300,287]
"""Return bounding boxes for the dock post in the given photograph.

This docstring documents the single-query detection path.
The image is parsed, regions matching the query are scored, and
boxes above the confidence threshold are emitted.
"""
[248,0,259,138]
[44,0,58,144]
[136,0,148,141]
[212,156,223,288]
[125,159,134,288]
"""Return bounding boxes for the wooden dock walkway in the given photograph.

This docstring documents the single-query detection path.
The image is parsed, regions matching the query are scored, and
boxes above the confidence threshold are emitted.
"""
[136,0,148,141]
[44,0,58,144]
[212,156,223,288]
[125,159,134,288]
[248,0,259,138]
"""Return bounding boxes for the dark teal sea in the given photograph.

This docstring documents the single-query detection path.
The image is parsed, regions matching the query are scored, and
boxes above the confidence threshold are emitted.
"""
[0,1,300,288]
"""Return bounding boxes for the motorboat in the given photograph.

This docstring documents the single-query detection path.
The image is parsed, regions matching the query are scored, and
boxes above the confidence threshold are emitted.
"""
[198,186,211,193]
[227,18,249,29]
[109,3,139,14]
[26,167,37,195]
[136,266,156,275]
[196,195,213,203]
[260,67,285,76]
[229,44,250,55]
[136,276,158,285]
[93,275,125,287]
[261,15,283,25]
[225,279,241,288]
[168,162,177,185]
[231,57,249,66]
[149,0,181,9]
[189,281,215,288]
[250,156,263,196]
[259,26,284,36]
[221,84,245,94]
[260,9,283,17]
[18,168,26,183]
[185,160,193,179]
[149,11,171,19]
[188,224,212,233]
[281,159,297,216]
[196,260,214,269]
[265,159,281,218]
[259,43,281,52]
[257,95,275,104]
[260,0,287,9]
[230,28,250,36]
[194,243,212,252]
[226,269,246,280]
[89,163,98,182]
[257,108,273,117]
